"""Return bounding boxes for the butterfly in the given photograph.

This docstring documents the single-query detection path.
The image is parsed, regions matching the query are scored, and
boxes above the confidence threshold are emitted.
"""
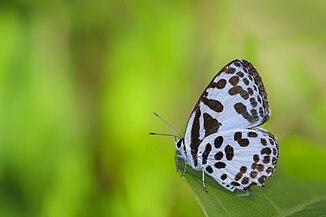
[152,59,279,192]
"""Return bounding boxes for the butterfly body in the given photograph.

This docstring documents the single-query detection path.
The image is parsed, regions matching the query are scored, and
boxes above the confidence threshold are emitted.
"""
[175,59,279,192]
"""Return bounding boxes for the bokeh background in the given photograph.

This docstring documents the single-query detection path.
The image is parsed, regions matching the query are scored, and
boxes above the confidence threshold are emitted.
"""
[1,0,326,217]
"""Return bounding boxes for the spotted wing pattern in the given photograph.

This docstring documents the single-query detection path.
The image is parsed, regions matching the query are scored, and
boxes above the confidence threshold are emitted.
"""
[199,128,279,191]
[184,60,271,167]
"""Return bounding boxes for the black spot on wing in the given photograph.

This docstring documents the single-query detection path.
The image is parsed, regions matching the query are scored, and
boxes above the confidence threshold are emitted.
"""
[231,181,240,186]
[259,107,264,118]
[248,132,258,137]
[235,173,242,181]
[240,166,247,173]
[241,177,249,185]
[202,144,212,165]
[233,131,250,147]
[215,79,227,89]
[238,138,249,147]
[221,174,227,180]
[258,176,267,185]
[228,86,249,100]
[234,61,241,67]
[234,132,242,141]
[225,67,236,74]
[225,145,234,160]
[214,136,223,148]
[229,76,240,86]
[243,78,250,85]
[266,167,273,174]
[263,156,270,164]
[261,147,272,155]
[237,71,244,77]
[206,166,213,174]
[250,171,258,178]
[215,151,223,160]
[202,97,224,113]
[214,162,226,169]
[234,102,259,123]
[247,87,254,96]
[257,164,265,172]
[253,154,260,162]
[250,97,258,107]
[203,113,221,137]
[190,109,201,167]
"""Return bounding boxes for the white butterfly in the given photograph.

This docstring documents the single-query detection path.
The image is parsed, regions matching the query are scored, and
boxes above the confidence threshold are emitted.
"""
[153,60,279,192]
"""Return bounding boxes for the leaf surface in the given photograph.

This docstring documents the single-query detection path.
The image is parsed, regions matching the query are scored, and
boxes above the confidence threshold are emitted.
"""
[179,150,326,217]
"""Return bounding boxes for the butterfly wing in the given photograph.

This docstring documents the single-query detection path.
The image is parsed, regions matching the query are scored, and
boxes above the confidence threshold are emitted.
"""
[198,128,279,191]
[184,60,271,166]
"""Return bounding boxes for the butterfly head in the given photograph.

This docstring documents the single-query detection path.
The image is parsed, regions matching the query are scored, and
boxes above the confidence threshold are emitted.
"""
[175,138,185,151]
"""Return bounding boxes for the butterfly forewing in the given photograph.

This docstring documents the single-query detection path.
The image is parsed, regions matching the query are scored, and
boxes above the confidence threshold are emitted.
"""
[184,60,271,167]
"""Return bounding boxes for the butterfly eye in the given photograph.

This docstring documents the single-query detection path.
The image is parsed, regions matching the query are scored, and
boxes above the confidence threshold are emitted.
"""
[176,139,183,149]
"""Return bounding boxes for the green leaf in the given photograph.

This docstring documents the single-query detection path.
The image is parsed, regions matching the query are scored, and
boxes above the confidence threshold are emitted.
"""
[178,139,326,217]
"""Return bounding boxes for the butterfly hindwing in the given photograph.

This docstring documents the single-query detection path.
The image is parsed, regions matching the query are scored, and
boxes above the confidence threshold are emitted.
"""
[198,128,279,191]
[184,60,271,167]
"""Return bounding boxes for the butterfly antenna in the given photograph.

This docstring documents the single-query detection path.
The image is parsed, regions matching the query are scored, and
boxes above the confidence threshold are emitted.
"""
[152,112,182,138]
[149,132,176,136]
[148,132,179,140]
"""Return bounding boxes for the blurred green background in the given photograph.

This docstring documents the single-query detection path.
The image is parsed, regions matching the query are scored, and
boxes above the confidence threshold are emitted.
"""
[0,0,326,217]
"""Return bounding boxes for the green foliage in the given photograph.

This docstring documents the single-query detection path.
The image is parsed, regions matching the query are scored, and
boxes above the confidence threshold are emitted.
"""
[0,0,326,217]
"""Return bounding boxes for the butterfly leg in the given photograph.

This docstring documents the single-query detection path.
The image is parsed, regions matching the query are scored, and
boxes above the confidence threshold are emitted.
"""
[176,155,187,176]
[201,168,208,193]
[237,190,251,197]
[237,185,252,196]
[181,160,187,177]
[175,155,183,172]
